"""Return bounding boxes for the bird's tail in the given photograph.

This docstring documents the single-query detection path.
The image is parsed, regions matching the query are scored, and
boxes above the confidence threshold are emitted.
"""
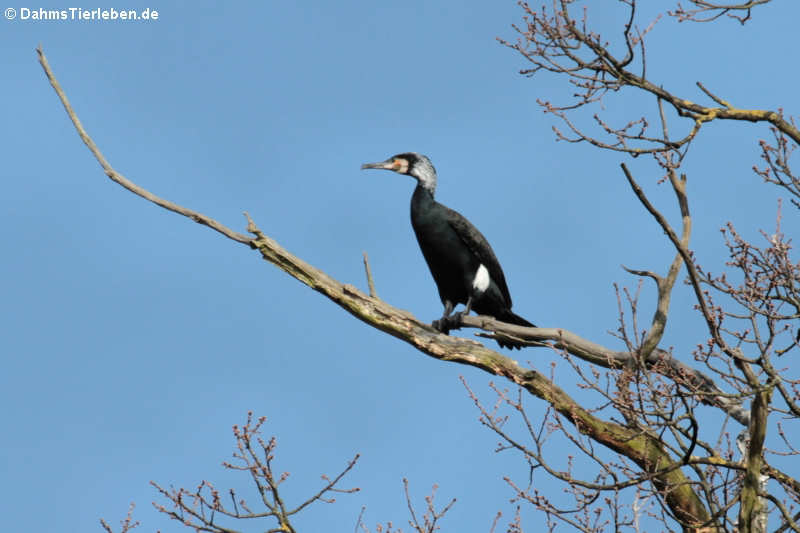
[495,310,536,350]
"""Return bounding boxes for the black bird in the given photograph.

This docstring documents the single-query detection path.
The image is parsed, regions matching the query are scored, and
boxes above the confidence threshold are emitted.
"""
[361,152,535,349]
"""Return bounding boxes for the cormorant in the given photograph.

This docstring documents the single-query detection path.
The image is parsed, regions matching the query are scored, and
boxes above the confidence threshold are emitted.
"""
[361,152,535,349]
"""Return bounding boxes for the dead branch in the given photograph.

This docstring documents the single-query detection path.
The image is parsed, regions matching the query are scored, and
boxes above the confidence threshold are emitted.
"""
[463,315,750,426]
[363,251,378,298]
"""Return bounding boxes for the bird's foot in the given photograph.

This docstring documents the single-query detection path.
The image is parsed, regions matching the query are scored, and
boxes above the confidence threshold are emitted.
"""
[449,310,466,330]
[432,317,452,335]
[432,312,466,335]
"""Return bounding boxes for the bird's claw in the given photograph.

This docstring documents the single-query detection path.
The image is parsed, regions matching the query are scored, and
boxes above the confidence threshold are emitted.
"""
[432,318,451,335]
[432,312,465,335]
[450,311,466,329]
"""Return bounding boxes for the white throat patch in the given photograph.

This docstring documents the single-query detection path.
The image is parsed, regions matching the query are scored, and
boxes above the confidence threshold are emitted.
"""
[410,155,437,193]
[472,264,490,293]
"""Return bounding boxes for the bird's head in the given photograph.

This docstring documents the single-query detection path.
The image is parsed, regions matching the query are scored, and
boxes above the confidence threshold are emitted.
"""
[361,152,437,193]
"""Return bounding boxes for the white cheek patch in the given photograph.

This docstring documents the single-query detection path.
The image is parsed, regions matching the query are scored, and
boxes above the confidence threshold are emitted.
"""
[472,264,490,293]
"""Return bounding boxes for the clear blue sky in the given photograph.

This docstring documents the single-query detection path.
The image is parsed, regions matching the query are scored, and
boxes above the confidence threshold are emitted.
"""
[2,2,797,531]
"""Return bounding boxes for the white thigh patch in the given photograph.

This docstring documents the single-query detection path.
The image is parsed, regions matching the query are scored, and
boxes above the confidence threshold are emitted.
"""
[472,264,490,293]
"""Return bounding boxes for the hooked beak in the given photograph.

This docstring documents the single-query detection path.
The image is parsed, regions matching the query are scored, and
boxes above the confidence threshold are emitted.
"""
[361,159,395,171]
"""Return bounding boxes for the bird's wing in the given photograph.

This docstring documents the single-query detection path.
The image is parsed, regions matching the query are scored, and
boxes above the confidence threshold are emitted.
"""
[444,206,513,306]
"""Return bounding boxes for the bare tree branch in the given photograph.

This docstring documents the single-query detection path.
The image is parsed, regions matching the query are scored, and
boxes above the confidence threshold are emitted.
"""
[501,0,799,157]
[36,46,251,245]
[669,0,773,24]
[498,3,799,531]
[151,412,359,533]
[100,503,139,533]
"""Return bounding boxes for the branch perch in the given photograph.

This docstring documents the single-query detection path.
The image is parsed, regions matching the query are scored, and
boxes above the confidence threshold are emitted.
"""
[37,45,746,428]
[42,45,765,528]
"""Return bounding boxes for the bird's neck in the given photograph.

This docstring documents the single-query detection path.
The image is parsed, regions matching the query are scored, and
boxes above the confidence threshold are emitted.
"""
[412,181,435,205]
[416,175,436,194]
[411,182,435,220]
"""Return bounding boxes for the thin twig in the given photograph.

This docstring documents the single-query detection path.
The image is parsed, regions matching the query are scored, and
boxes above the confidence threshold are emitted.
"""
[363,251,377,298]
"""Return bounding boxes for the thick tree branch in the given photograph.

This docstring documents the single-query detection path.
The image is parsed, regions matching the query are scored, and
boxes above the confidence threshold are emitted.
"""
[462,315,749,426]
[739,385,772,533]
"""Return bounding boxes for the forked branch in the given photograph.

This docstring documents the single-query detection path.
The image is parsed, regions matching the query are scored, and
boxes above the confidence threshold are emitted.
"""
[151,413,360,533]
[503,0,799,157]
[669,0,773,24]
